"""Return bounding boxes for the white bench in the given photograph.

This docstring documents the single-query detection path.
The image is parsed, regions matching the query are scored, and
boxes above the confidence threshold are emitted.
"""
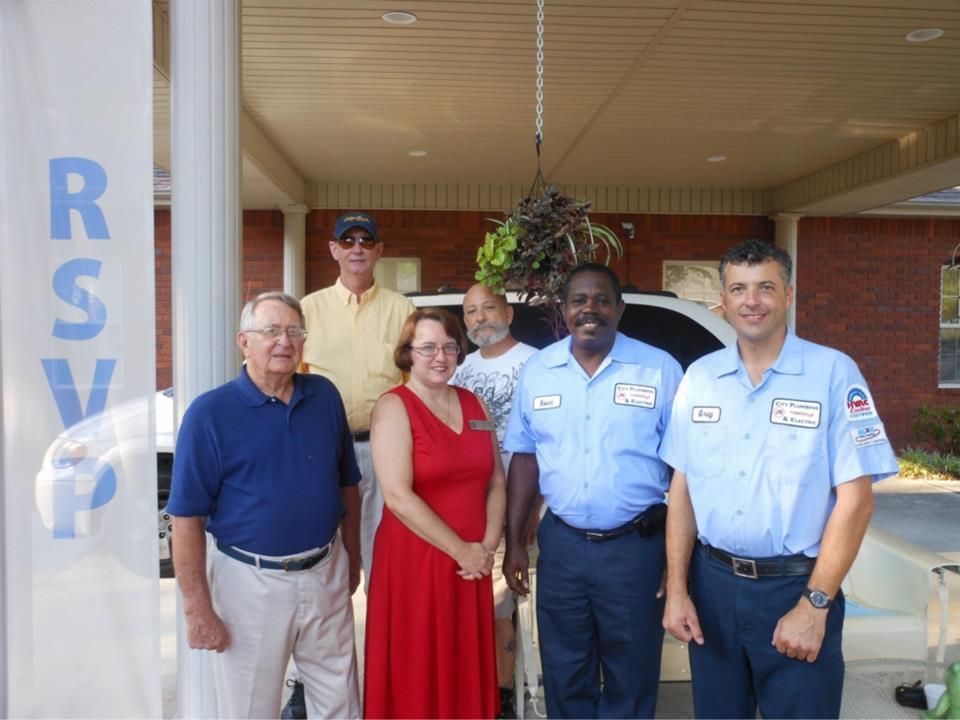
[842,526,959,666]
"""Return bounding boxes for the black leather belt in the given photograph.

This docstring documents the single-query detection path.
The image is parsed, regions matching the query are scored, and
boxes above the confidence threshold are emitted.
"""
[352,430,370,442]
[216,538,333,571]
[553,504,667,542]
[705,544,816,579]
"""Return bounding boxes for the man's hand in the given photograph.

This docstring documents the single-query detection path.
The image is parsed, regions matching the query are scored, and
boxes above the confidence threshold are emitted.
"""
[772,599,827,662]
[503,544,530,596]
[185,607,230,652]
[663,592,704,645]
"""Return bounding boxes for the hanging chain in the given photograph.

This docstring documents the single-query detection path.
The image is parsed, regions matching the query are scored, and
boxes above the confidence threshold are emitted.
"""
[527,0,546,198]
[534,0,544,146]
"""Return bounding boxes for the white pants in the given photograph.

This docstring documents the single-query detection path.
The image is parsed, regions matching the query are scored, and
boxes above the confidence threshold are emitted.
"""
[354,439,383,593]
[209,537,360,719]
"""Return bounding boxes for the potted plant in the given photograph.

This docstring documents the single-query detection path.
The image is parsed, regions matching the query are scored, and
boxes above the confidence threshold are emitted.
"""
[475,186,623,336]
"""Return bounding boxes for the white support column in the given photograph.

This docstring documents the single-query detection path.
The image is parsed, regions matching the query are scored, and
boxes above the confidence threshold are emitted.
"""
[282,204,309,299]
[771,213,801,331]
[170,1,242,717]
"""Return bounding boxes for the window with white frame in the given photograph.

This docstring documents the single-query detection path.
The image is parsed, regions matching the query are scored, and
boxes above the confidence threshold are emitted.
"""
[663,261,722,310]
[941,262,960,387]
[374,257,421,294]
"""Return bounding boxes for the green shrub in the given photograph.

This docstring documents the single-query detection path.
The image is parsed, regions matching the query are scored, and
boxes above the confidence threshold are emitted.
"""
[898,447,960,480]
[913,403,960,456]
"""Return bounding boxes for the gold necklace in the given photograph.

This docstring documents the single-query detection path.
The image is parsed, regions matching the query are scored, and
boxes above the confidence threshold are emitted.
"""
[413,384,453,426]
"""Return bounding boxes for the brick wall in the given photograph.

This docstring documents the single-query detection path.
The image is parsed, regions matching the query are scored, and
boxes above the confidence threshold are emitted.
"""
[155,209,171,388]
[305,209,487,293]
[154,208,957,450]
[797,217,959,450]
[153,208,285,389]
[304,209,771,295]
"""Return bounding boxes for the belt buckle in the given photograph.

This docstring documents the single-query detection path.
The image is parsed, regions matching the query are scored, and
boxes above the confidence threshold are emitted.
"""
[732,557,759,579]
[281,557,302,572]
[584,530,604,542]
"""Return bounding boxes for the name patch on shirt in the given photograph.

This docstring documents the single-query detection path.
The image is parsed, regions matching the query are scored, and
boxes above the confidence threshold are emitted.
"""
[533,394,561,411]
[692,406,721,423]
[613,383,656,409]
[469,419,495,431]
[770,398,821,428]
[850,423,888,448]
[845,384,878,422]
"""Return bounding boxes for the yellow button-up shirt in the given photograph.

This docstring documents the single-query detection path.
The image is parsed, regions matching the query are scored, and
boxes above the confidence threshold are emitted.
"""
[301,278,415,432]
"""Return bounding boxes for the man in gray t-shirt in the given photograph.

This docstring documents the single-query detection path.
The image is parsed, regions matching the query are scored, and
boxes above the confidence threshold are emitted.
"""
[452,284,536,718]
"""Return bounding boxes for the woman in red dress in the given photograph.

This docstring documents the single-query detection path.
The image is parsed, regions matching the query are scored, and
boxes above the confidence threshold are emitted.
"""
[364,308,504,719]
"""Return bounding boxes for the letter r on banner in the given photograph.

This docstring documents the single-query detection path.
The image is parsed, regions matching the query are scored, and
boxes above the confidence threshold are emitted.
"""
[49,157,111,240]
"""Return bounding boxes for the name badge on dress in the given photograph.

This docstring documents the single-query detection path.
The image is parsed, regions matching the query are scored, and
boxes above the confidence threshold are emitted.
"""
[770,398,821,428]
[613,383,656,408]
[469,419,495,431]
[533,394,561,410]
[692,406,721,423]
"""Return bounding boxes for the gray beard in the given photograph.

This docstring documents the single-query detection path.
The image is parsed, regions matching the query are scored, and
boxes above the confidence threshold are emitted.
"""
[468,324,510,347]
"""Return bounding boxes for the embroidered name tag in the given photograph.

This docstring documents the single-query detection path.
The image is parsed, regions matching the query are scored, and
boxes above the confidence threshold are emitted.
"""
[533,394,561,410]
[850,423,887,448]
[469,419,495,431]
[613,383,656,408]
[770,398,821,428]
[692,406,721,423]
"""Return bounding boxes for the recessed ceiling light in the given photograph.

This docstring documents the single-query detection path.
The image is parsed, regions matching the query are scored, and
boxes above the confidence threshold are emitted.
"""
[382,11,418,25]
[408,149,427,157]
[707,155,727,163]
[905,28,944,43]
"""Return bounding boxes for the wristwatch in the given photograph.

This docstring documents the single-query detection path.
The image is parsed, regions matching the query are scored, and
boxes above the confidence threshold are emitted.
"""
[803,587,832,609]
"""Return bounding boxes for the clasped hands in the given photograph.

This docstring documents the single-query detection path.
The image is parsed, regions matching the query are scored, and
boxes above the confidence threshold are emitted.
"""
[455,541,495,580]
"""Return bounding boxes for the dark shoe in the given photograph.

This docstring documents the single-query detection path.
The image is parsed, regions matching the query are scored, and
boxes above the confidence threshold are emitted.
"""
[496,687,516,719]
[281,679,307,719]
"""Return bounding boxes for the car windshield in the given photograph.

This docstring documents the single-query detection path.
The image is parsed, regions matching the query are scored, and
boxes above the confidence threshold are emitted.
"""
[409,294,726,370]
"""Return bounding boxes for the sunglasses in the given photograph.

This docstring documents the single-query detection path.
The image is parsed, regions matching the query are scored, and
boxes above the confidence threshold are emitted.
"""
[336,236,380,250]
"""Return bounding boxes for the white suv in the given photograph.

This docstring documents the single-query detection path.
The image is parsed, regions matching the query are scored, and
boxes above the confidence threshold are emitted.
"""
[36,291,731,578]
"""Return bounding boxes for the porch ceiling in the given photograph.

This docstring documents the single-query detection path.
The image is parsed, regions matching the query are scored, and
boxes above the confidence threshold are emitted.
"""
[152,0,960,213]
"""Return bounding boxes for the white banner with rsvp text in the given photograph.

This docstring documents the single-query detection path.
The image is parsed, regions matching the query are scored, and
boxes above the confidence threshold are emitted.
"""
[0,1,160,716]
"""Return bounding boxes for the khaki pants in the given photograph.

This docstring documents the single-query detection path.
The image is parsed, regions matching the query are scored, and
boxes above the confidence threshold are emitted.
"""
[209,537,360,719]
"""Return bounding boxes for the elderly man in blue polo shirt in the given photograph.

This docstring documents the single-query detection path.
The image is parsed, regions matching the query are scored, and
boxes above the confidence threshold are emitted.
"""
[503,263,683,718]
[660,239,899,719]
[168,291,361,719]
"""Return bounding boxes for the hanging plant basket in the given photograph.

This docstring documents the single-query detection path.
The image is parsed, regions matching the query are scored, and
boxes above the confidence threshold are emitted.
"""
[475,186,623,337]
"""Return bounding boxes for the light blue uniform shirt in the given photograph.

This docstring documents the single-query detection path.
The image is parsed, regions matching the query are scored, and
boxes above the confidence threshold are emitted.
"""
[503,332,683,530]
[660,332,899,558]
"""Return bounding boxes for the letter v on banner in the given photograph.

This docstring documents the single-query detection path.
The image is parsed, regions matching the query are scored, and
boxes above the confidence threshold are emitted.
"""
[39,359,118,538]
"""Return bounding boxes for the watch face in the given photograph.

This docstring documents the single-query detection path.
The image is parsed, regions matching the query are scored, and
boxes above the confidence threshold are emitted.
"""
[808,590,830,608]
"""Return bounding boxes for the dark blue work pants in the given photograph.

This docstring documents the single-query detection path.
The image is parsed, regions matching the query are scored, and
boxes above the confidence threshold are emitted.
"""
[688,544,845,719]
[536,511,666,719]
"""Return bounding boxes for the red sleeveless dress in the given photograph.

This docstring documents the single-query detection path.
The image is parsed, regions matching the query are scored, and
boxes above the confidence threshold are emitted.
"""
[363,385,499,719]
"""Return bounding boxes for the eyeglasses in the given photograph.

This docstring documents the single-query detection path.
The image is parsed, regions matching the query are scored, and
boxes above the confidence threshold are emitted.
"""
[245,326,308,340]
[336,236,380,250]
[409,343,461,357]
